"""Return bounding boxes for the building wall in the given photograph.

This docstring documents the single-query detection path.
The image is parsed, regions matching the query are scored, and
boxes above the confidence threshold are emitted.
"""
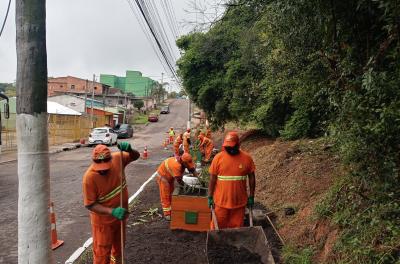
[100,70,157,97]
[48,76,105,96]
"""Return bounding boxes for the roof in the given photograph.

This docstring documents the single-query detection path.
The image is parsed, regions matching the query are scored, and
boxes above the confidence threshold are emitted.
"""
[47,101,82,116]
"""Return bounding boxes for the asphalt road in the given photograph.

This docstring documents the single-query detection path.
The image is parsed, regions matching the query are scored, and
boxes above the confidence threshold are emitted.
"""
[0,99,189,263]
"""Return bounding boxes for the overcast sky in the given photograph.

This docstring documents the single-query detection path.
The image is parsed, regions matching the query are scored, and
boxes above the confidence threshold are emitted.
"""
[0,0,224,91]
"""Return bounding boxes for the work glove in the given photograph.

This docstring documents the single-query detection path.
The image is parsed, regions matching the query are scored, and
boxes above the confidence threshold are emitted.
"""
[117,142,132,152]
[247,196,254,207]
[208,196,214,208]
[111,207,127,220]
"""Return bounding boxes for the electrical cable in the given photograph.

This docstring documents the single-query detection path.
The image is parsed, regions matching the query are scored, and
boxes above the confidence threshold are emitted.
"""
[0,0,12,39]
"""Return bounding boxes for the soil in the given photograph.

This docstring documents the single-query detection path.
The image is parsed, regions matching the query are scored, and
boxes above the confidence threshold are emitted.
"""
[125,180,208,264]
[120,128,340,264]
[207,244,262,264]
[240,135,342,263]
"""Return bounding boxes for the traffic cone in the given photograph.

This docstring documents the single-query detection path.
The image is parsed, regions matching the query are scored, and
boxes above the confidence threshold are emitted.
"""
[163,139,168,150]
[143,146,148,159]
[50,202,64,250]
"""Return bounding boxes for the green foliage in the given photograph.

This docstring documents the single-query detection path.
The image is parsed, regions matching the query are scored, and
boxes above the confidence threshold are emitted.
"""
[282,245,314,264]
[133,99,144,111]
[177,0,400,262]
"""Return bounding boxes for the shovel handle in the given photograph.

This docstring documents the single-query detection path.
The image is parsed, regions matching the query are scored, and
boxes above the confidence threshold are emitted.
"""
[211,206,219,231]
[249,206,254,227]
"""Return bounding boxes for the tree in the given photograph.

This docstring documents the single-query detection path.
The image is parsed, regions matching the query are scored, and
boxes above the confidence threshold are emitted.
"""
[133,99,144,111]
[16,0,51,262]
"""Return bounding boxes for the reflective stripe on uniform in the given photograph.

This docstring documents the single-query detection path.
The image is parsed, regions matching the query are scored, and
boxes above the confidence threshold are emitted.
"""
[164,159,175,177]
[163,207,171,212]
[97,180,127,203]
[217,175,247,181]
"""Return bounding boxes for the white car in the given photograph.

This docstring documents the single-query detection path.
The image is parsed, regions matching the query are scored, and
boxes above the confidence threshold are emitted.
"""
[88,127,118,146]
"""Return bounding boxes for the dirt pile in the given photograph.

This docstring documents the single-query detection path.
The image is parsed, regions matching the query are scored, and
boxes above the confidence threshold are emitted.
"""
[240,135,341,263]
[208,244,262,264]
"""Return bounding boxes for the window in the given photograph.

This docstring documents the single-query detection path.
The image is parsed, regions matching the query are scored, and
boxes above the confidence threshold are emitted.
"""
[71,85,75,90]
[94,86,97,90]
[118,99,123,104]
[60,85,63,88]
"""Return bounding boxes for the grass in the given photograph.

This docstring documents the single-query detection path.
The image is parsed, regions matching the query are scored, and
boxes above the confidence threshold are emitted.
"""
[132,114,148,125]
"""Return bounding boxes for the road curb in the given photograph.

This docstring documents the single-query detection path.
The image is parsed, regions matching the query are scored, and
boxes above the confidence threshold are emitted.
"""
[65,171,159,264]
[0,143,86,165]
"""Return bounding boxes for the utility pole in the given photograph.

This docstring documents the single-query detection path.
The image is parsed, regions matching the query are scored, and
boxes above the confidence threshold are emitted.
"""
[84,79,88,113]
[91,74,95,128]
[16,0,52,263]
[161,72,164,102]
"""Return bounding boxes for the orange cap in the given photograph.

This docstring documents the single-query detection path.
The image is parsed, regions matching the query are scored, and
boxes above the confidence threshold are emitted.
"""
[222,132,239,147]
[92,145,112,171]
[181,153,195,169]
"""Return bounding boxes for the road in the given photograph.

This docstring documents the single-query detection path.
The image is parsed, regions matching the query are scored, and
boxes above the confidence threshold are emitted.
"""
[0,99,189,263]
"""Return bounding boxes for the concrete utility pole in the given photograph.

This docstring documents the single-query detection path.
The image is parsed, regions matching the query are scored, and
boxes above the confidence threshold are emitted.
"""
[84,79,88,113]
[91,74,95,127]
[16,0,52,263]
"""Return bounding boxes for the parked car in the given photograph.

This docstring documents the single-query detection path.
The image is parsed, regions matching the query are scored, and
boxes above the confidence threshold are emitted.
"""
[114,123,133,138]
[88,127,118,146]
[148,113,159,122]
[160,105,170,114]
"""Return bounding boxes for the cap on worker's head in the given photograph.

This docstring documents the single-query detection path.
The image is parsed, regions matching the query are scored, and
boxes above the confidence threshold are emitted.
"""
[222,132,240,147]
[92,144,112,171]
[181,153,195,169]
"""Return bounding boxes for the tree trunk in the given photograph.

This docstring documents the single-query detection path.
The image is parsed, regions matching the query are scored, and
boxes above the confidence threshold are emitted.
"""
[16,0,51,263]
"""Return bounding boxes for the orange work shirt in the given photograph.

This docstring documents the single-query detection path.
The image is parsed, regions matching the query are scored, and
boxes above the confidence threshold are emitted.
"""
[200,137,213,150]
[157,157,185,182]
[209,150,255,209]
[82,152,133,226]
[174,137,183,155]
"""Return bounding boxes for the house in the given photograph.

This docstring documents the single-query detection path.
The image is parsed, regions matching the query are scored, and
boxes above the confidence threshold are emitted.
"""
[48,76,110,97]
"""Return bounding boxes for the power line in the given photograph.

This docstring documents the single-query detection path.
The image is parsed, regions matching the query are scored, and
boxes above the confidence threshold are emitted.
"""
[132,0,180,81]
[0,0,12,39]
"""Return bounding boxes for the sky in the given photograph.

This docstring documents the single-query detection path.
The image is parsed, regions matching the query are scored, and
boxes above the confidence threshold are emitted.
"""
[0,0,224,91]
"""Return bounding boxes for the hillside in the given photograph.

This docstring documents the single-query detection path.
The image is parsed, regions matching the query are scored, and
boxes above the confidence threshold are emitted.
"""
[240,134,341,263]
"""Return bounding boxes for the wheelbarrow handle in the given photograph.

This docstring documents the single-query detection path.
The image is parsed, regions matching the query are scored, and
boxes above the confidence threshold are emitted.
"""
[211,206,219,231]
[249,206,254,227]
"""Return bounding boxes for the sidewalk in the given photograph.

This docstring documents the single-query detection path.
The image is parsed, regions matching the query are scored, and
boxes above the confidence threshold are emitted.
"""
[0,142,85,164]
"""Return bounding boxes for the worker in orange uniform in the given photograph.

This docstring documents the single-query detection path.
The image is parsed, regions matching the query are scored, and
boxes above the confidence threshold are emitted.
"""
[205,126,212,139]
[82,143,140,264]
[168,127,175,144]
[198,132,214,163]
[182,128,191,153]
[173,133,184,160]
[157,153,198,220]
[207,132,256,229]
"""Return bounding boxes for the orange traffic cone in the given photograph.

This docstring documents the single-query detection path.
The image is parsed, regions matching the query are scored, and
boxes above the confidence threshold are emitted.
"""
[50,202,64,250]
[163,139,168,150]
[143,146,148,159]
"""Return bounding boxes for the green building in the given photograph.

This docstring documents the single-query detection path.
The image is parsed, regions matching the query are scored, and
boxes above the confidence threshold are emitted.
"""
[100,70,157,97]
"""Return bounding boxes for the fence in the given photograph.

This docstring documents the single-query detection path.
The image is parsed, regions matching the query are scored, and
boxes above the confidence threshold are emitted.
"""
[1,113,107,152]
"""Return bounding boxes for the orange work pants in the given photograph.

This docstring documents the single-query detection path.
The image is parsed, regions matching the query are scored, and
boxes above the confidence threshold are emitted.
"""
[204,143,214,162]
[183,141,189,153]
[157,176,174,216]
[210,205,245,230]
[92,221,126,264]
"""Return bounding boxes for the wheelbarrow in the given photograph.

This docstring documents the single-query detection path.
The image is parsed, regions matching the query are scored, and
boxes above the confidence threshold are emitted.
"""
[206,207,275,264]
